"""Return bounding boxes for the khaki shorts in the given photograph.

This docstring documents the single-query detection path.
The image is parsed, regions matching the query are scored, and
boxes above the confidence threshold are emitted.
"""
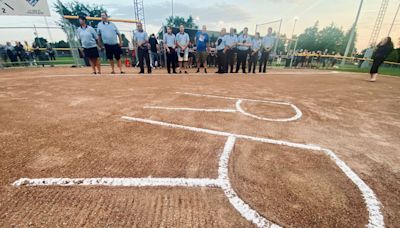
[196,51,208,63]
[177,48,189,61]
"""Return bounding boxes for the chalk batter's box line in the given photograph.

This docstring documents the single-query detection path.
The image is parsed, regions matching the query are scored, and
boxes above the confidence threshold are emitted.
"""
[13,116,384,228]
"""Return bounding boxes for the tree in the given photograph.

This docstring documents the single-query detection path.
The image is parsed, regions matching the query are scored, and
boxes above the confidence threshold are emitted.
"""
[50,40,69,48]
[296,21,319,51]
[296,22,351,54]
[165,15,198,29]
[34,37,48,48]
[54,0,107,28]
[385,49,399,62]
[317,23,344,54]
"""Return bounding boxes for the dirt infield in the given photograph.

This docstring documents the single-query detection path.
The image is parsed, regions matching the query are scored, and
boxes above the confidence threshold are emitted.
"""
[0,67,399,227]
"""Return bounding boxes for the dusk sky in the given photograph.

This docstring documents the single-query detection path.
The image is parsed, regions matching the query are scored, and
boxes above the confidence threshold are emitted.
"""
[0,0,399,50]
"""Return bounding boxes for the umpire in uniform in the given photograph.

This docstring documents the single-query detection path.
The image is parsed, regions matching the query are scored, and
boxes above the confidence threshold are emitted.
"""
[97,12,124,74]
[76,15,101,75]
[133,22,151,74]
[163,26,177,74]
[224,28,237,73]
[249,32,261,74]
[260,27,275,73]
[236,27,252,73]
[215,28,227,74]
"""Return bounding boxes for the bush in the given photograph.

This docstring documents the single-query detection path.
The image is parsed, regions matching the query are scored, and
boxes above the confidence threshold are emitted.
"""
[385,48,400,63]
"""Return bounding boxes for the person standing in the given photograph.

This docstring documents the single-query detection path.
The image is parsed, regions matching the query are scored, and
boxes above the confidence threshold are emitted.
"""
[5,42,17,64]
[236,27,251,73]
[195,25,210,74]
[97,12,124,74]
[249,32,261,74]
[260,27,275,73]
[163,26,177,74]
[46,44,56,61]
[175,25,190,74]
[76,16,101,74]
[369,37,394,82]
[14,41,26,62]
[224,28,238,73]
[215,28,227,74]
[133,22,151,74]
[149,33,160,68]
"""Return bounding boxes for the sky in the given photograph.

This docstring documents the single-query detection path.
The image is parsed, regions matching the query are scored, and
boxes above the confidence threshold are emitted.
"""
[0,0,399,50]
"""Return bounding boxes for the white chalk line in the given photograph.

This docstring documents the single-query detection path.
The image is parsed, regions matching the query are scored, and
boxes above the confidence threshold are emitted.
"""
[119,116,383,228]
[144,106,237,113]
[13,177,220,188]
[218,136,280,228]
[145,92,302,122]
[13,134,280,228]
[12,116,384,227]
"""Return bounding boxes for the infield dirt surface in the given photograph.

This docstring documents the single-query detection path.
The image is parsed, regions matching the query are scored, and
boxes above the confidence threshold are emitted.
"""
[0,67,399,227]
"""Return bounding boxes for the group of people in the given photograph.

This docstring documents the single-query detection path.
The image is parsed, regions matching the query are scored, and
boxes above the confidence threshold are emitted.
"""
[76,12,279,75]
[0,41,56,67]
[161,25,276,74]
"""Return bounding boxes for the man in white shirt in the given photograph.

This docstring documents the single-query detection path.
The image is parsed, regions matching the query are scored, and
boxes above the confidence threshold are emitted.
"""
[260,27,276,73]
[175,25,190,74]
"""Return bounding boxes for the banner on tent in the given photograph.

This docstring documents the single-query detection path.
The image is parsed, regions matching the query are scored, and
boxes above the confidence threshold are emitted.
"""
[0,0,50,16]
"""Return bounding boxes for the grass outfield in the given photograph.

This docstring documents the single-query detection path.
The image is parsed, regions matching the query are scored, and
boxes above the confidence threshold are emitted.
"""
[327,64,400,77]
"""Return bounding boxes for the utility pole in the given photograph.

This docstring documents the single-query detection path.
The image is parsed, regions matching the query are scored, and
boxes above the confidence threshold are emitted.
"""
[388,2,400,36]
[341,0,363,66]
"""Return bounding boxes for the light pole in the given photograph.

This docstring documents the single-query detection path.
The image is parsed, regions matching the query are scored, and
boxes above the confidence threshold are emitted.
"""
[388,2,400,36]
[341,0,364,66]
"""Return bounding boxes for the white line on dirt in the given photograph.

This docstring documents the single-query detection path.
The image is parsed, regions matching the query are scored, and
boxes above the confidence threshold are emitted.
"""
[120,116,384,228]
[13,177,220,188]
[235,99,302,122]
[144,106,237,113]
[218,136,281,228]
[12,115,384,228]
[149,92,302,122]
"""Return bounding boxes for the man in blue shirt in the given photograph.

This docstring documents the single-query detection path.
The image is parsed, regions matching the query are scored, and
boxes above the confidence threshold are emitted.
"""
[236,27,252,74]
[133,22,151,74]
[215,28,227,74]
[195,25,209,74]
[175,25,190,74]
[224,28,237,73]
[97,12,124,74]
[260,27,275,73]
[163,26,177,74]
[76,15,101,75]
